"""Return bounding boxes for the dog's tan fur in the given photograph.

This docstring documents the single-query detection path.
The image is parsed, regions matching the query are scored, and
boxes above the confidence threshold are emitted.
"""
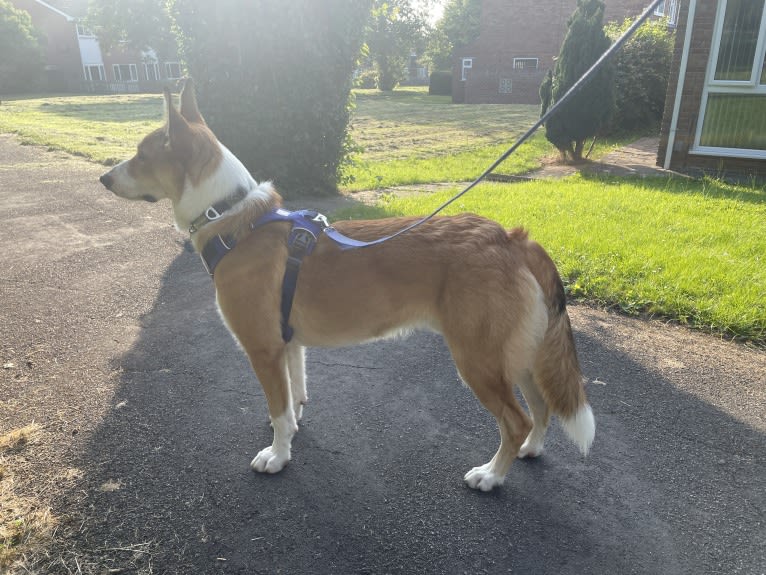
[100,80,594,491]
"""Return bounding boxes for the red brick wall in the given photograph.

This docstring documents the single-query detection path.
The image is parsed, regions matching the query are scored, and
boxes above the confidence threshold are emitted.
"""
[453,0,649,105]
[658,0,766,178]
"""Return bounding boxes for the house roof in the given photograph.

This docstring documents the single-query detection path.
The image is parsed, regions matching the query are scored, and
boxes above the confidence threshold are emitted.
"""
[32,0,89,20]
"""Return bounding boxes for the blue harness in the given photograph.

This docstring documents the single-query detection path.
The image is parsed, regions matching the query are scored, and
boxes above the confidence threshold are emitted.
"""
[199,206,372,343]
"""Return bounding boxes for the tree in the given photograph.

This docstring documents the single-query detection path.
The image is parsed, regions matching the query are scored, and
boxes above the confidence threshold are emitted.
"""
[605,18,674,134]
[365,0,428,91]
[544,0,614,163]
[87,0,175,58]
[424,0,481,72]
[169,0,371,196]
[0,0,45,93]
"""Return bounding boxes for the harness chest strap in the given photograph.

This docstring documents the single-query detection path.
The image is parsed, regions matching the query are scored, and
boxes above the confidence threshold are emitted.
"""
[199,208,329,343]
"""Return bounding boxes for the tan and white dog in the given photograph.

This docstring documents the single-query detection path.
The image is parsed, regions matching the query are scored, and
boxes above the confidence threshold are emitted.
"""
[99,80,594,491]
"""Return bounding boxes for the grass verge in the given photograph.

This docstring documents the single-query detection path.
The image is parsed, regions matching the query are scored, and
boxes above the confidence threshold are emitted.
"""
[338,174,766,344]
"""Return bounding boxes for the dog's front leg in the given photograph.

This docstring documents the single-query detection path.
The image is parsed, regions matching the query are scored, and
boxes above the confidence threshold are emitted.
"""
[286,343,307,421]
[248,347,298,474]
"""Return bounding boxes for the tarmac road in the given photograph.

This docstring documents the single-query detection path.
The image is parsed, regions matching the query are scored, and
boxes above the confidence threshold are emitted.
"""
[1,133,764,574]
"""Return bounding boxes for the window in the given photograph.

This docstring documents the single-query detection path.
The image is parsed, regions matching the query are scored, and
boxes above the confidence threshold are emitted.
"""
[513,58,538,71]
[694,0,766,156]
[498,78,512,94]
[84,65,105,81]
[654,0,679,26]
[76,23,94,37]
[144,62,160,82]
[113,64,138,82]
[461,57,473,81]
[165,62,182,79]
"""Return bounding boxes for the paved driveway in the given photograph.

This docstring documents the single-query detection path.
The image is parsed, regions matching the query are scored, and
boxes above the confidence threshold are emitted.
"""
[1,134,764,574]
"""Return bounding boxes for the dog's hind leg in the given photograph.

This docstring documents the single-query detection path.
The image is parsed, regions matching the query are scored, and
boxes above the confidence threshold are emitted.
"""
[248,347,298,474]
[287,343,307,421]
[449,348,532,491]
[516,371,550,458]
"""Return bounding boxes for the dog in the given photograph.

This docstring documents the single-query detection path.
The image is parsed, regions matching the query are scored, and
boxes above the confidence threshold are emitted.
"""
[99,79,594,492]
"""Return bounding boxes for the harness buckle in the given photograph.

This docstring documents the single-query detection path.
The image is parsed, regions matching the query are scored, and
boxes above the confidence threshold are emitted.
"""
[205,205,223,221]
[288,227,318,256]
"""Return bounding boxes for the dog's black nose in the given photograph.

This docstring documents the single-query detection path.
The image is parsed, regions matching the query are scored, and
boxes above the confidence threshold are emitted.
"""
[100,173,113,190]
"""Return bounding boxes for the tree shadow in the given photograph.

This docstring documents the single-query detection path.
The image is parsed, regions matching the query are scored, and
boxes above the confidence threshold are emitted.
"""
[54,248,765,574]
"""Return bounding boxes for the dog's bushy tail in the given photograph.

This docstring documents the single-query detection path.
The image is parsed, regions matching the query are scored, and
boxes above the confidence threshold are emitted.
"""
[524,238,595,455]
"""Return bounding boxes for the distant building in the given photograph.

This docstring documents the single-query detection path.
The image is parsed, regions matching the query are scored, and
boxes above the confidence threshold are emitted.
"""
[9,0,181,93]
[453,0,677,104]
[658,0,765,179]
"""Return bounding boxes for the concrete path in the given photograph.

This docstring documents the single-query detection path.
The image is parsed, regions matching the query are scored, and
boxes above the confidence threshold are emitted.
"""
[1,134,764,574]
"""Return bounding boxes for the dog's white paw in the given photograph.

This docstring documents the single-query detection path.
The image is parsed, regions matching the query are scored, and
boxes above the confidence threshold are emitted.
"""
[517,437,544,459]
[251,447,290,474]
[464,463,504,492]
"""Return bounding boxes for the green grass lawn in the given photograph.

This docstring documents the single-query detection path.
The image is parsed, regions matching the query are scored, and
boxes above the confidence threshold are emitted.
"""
[0,89,763,344]
[343,87,632,190]
[338,175,766,345]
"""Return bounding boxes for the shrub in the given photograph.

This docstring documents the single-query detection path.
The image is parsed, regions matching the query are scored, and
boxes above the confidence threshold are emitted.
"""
[428,71,452,95]
[168,0,371,197]
[355,69,378,89]
[605,18,674,134]
[544,0,614,162]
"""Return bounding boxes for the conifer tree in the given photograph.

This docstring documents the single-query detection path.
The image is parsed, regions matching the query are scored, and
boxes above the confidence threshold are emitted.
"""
[544,0,614,162]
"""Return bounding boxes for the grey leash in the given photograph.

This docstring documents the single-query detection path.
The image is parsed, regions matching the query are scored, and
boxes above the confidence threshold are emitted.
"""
[338,0,664,249]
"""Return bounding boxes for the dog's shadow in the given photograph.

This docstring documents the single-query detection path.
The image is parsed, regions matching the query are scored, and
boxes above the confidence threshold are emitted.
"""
[66,247,765,575]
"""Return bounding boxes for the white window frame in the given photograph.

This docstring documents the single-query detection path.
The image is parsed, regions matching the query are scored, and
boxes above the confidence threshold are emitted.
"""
[498,78,512,94]
[165,61,182,79]
[692,0,766,159]
[113,63,138,82]
[76,23,95,37]
[144,62,161,82]
[461,57,473,81]
[83,65,105,81]
[513,58,539,71]
[654,0,679,27]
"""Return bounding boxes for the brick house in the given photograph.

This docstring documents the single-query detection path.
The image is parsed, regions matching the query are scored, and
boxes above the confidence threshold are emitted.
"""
[657,0,766,178]
[9,0,182,93]
[452,0,674,104]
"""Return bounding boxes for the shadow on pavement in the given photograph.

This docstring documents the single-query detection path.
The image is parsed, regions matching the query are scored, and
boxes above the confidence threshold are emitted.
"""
[58,249,764,575]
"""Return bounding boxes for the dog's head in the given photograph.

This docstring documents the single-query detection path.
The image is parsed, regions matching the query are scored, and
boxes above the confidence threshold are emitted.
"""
[99,79,222,205]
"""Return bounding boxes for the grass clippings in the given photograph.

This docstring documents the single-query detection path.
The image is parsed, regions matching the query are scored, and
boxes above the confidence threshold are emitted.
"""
[0,423,57,573]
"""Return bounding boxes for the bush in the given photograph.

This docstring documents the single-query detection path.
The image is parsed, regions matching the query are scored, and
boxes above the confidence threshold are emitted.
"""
[355,69,378,89]
[169,0,371,197]
[428,71,452,95]
[545,0,614,162]
[605,18,674,134]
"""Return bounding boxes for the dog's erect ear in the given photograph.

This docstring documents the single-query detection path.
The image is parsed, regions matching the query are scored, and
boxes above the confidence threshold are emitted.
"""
[163,87,193,155]
[179,78,206,126]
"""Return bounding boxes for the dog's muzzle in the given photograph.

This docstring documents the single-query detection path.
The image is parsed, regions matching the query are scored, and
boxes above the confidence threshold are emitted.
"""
[99,173,113,190]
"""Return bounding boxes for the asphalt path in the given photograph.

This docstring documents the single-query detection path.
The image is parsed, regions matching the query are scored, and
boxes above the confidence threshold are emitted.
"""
[1,134,764,574]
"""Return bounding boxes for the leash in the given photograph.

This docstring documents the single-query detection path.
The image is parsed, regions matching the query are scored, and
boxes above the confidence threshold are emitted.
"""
[329,0,664,250]
[198,0,665,341]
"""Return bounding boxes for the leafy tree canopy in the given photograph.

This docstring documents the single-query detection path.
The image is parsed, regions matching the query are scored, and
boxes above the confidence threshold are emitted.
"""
[364,0,430,90]
[0,0,45,93]
[87,0,175,58]
[423,0,480,72]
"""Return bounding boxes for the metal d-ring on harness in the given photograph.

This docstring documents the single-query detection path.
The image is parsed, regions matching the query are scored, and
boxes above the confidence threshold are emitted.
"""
[198,0,663,342]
